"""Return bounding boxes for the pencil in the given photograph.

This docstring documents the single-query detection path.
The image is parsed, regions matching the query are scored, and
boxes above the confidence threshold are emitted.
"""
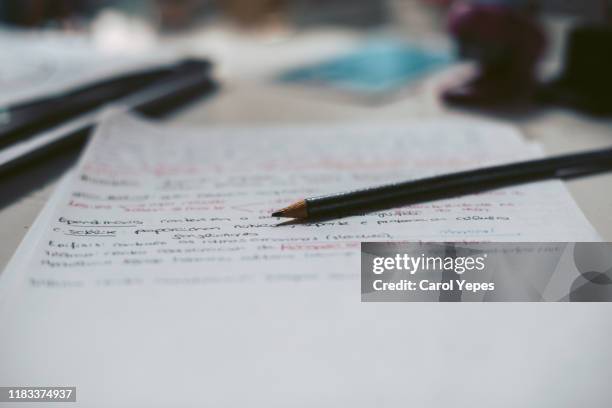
[271,146,612,220]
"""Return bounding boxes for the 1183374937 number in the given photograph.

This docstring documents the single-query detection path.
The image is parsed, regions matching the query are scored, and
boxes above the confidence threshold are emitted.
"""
[0,387,76,402]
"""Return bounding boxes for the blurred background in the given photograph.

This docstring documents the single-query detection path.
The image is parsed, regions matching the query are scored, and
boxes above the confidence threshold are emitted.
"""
[0,1,608,30]
[0,0,611,108]
[1,0,611,115]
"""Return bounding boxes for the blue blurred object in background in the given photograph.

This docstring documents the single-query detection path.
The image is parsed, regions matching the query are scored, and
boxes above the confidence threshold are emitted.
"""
[278,37,452,96]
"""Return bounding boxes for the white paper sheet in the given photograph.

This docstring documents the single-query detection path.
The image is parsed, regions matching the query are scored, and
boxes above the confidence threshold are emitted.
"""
[0,114,608,408]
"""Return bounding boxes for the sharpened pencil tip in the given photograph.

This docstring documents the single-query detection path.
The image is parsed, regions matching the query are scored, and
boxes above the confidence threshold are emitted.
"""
[270,200,308,219]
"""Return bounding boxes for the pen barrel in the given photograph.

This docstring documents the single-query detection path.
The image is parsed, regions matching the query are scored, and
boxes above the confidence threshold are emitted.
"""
[305,147,612,217]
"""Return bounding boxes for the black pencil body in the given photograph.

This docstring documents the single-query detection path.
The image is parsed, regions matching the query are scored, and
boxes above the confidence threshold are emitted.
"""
[302,147,612,218]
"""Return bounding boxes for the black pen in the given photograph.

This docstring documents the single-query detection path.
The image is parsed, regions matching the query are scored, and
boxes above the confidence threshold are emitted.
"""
[0,59,212,150]
[0,59,217,177]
